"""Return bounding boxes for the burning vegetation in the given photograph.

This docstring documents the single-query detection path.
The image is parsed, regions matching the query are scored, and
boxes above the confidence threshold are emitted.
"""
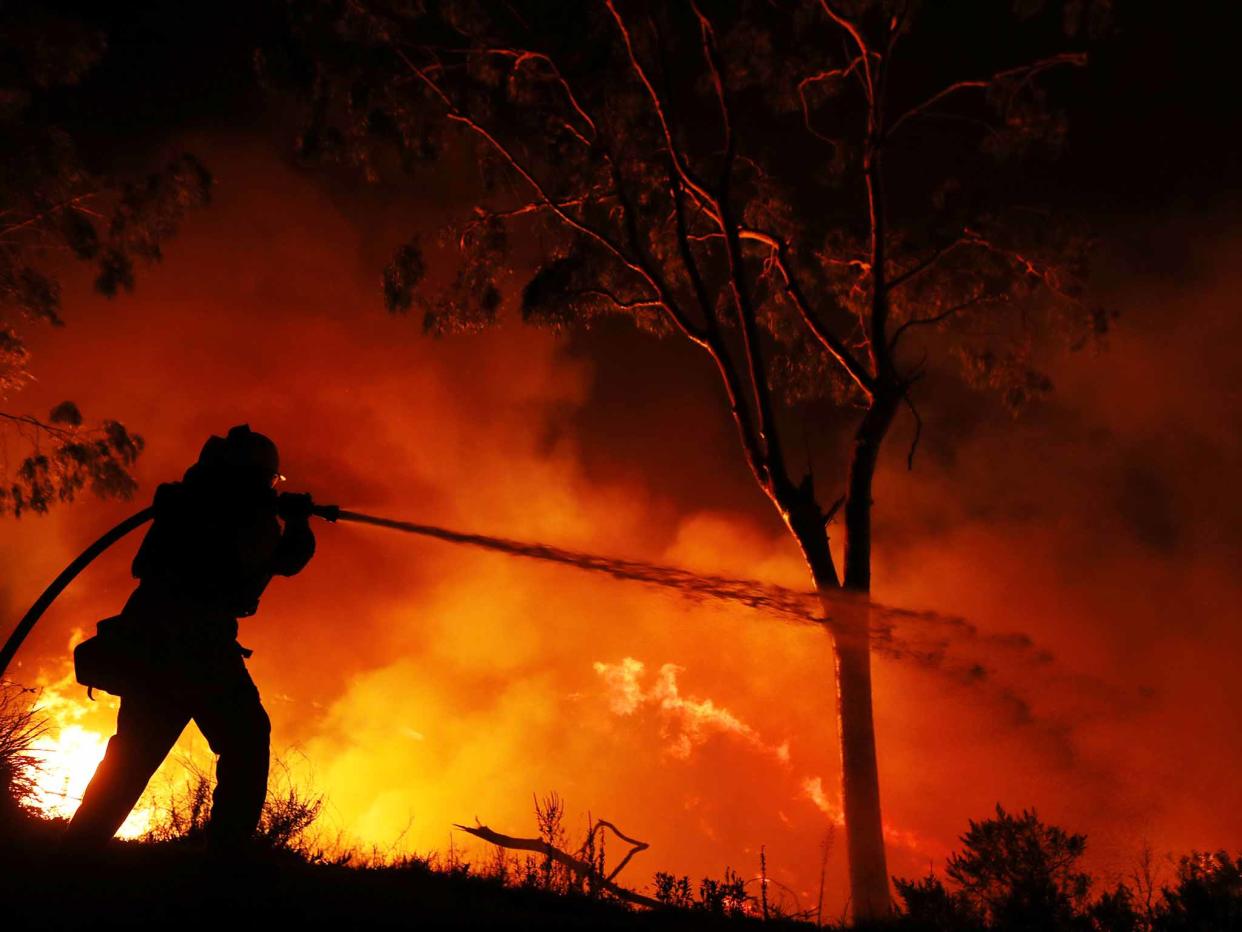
[3,685,1242,928]
[2,0,1241,928]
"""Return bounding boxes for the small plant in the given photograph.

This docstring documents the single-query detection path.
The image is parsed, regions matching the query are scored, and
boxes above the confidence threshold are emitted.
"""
[653,871,694,909]
[534,791,568,893]
[141,750,324,854]
[258,755,325,856]
[699,868,752,917]
[518,853,541,890]
[482,846,511,887]
[893,872,985,931]
[0,682,47,823]
[653,868,751,916]
[576,811,606,898]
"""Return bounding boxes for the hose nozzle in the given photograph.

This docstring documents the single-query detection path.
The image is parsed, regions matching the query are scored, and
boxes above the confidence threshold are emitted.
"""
[312,503,341,523]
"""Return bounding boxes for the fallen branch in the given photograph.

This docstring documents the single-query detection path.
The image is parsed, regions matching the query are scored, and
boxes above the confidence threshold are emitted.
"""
[454,820,663,910]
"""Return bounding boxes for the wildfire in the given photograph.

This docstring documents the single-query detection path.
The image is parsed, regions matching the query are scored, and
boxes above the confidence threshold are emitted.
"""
[21,673,154,837]
[29,723,146,836]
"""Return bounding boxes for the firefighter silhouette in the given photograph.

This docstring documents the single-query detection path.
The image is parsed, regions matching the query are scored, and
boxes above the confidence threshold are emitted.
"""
[64,425,315,850]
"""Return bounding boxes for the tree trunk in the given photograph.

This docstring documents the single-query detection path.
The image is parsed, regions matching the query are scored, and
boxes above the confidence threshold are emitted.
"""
[796,543,889,923]
[830,606,889,922]
[789,393,898,923]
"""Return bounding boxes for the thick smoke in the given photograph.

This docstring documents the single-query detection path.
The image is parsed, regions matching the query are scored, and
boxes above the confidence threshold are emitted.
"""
[2,138,1238,907]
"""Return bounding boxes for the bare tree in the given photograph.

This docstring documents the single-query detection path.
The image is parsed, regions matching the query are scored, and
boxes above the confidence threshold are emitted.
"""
[280,0,1106,918]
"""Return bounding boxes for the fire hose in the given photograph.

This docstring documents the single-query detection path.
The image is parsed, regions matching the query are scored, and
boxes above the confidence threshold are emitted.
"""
[0,501,846,681]
[1,499,846,681]
[0,503,345,678]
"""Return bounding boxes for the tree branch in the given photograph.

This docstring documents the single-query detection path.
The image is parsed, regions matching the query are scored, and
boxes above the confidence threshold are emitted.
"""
[888,289,992,353]
[465,47,598,140]
[395,47,680,323]
[576,289,664,312]
[797,56,865,148]
[818,0,877,105]
[823,494,846,527]
[0,411,76,440]
[885,236,971,292]
[604,0,718,210]
[0,194,101,240]
[888,52,1087,137]
[667,165,770,488]
[737,230,876,396]
[586,818,650,883]
[690,1,732,187]
[687,0,788,490]
[606,155,708,343]
[454,821,663,910]
[900,389,923,471]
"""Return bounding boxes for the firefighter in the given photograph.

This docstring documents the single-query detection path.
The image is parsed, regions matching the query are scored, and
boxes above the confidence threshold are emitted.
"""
[62,425,315,852]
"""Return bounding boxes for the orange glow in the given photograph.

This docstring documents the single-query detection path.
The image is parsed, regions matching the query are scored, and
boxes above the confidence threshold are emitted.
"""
[24,678,153,837]
[3,140,1239,908]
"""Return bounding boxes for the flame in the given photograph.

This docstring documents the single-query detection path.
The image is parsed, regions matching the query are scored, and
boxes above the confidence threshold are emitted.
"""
[2,141,1238,906]
[21,671,189,839]
[29,722,150,838]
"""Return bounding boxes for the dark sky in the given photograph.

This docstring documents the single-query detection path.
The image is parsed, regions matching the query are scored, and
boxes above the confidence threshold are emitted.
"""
[32,0,1241,211]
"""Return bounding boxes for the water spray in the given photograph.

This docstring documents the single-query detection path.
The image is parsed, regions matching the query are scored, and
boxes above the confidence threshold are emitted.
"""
[1,501,840,679]
[0,500,1024,682]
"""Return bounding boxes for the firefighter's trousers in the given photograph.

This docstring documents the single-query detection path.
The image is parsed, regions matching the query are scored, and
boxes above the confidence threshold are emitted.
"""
[63,651,270,849]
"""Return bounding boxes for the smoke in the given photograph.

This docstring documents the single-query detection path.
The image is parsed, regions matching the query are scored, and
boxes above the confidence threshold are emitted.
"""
[2,137,1239,906]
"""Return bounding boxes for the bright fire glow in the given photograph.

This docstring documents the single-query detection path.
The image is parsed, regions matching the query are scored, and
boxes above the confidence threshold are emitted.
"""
[4,144,1238,907]
[29,722,151,838]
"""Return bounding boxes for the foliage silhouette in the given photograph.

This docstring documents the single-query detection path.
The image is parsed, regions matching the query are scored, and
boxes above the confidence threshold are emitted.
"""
[0,682,47,826]
[893,805,1242,932]
[0,7,210,516]
[943,804,1091,929]
[1155,851,1242,932]
[140,751,326,858]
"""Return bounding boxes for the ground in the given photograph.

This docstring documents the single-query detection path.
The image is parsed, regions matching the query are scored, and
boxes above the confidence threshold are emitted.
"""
[0,812,813,929]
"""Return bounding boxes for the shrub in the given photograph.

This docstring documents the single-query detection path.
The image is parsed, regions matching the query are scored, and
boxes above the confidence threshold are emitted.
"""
[1155,851,1242,931]
[652,871,694,909]
[894,871,985,931]
[0,682,47,825]
[895,805,1094,931]
[141,750,324,855]
[945,804,1092,930]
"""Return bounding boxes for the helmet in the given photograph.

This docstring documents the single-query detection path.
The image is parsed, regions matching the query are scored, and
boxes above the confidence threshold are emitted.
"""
[196,424,282,485]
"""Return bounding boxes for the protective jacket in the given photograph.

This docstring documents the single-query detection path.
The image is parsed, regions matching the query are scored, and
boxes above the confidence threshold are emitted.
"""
[122,465,315,666]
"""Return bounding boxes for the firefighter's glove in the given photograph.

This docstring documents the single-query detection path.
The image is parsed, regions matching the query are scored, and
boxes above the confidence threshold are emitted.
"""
[277,491,315,522]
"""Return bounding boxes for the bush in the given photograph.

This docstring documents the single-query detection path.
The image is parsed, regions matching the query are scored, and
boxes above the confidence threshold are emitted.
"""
[650,868,752,917]
[141,751,324,855]
[0,682,47,826]
[894,872,985,931]
[896,805,1091,931]
[1155,851,1242,931]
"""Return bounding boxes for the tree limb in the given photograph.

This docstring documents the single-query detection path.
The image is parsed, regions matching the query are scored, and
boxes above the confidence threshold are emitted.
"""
[454,821,664,910]
[885,236,971,292]
[604,0,718,211]
[739,230,877,396]
[0,411,76,440]
[901,389,923,471]
[888,53,1087,137]
[395,47,662,302]
[888,290,991,353]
